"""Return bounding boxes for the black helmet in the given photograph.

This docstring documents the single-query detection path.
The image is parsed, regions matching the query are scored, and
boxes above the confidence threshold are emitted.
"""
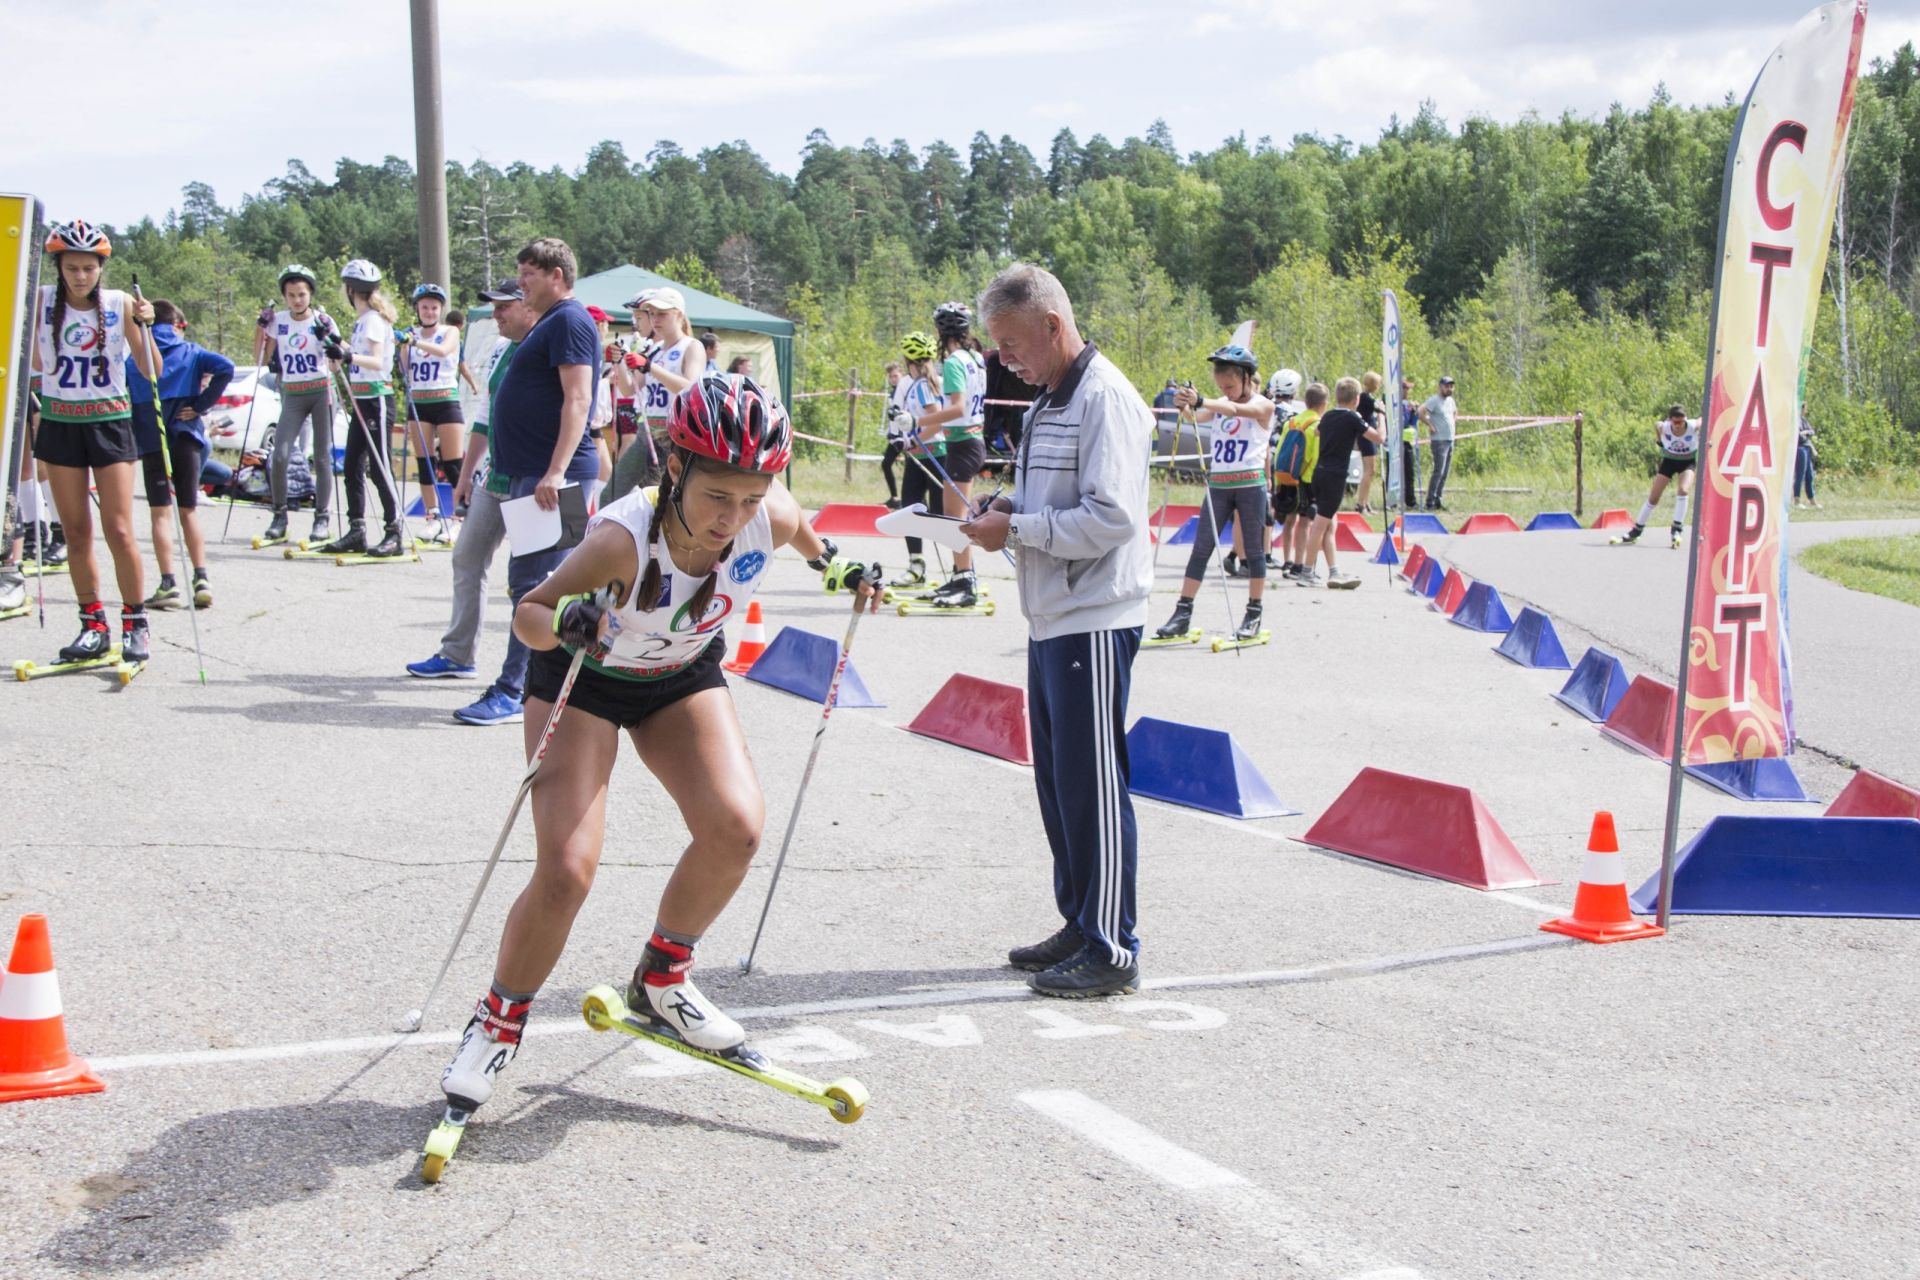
[933,301,972,338]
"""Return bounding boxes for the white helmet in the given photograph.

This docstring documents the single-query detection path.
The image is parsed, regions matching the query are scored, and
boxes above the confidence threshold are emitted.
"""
[625,288,656,310]
[340,259,383,286]
[1268,368,1301,398]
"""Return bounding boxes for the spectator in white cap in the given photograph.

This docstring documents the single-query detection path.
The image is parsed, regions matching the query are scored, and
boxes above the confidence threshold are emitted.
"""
[604,287,703,502]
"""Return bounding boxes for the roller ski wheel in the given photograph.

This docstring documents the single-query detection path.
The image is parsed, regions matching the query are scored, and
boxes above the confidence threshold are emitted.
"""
[412,538,455,553]
[1141,628,1205,649]
[579,985,869,1124]
[420,1108,471,1184]
[336,551,421,567]
[1210,629,1272,653]
[13,649,122,682]
[1671,530,1684,549]
[21,560,68,577]
[116,660,146,685]
[283,547,335,560]
[896,599,995,618]
[1608,527,1644,546]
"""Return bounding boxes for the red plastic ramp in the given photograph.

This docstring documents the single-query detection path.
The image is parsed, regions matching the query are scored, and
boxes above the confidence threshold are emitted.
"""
[1593,508,1634,531]
[1400,544,1431,583]
[1600,675,1677,760]
[1431,568,1469,615]
[1335,512,1372,537]
[1298,767,1549,890]
[1151,504,1202,530]
[905,674,1033,766]
[809,504,892,537]
[1457,512,1522,535]
[1825,769,1920,819]
[1333,522,1368,553]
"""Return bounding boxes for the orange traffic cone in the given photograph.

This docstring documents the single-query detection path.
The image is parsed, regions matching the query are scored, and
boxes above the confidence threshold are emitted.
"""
[0,914,105,1103]
[724,601,768,675]
[1540,812,1665,944]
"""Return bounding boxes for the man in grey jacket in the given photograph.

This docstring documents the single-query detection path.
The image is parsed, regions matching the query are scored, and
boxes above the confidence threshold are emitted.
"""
[963,263,1153,998]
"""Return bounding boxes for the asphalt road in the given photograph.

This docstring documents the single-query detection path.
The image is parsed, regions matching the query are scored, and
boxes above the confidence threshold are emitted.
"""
[1,501,1914,1279]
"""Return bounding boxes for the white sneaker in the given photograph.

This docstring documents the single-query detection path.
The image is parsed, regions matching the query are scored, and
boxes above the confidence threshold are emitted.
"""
[440,993,526,1112]
[1293,570,1323,588]
[637,974,746,1053]
[1327,571,1361,590]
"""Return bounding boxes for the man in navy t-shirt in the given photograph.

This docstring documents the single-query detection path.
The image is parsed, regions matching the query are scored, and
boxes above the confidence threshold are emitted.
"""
[453,236,602,728]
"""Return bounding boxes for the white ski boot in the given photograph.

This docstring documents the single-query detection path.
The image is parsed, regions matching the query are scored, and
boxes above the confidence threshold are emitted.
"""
[440,990,529,1113]
[627,938,746,1054]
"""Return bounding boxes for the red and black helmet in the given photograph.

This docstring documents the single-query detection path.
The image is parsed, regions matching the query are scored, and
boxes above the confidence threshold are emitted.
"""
[667,373,791,474]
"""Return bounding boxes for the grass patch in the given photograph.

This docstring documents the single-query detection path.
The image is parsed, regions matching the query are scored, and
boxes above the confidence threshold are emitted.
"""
[1800,534,1920,608]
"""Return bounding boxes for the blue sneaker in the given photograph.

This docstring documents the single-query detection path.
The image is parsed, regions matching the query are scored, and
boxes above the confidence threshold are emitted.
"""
[408,653,478,680]
[455,688,524,726]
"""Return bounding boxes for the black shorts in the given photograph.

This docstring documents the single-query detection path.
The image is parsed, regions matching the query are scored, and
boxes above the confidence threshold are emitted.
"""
[526,637,729,729]
[1357,435,1378,458]
[410,399,465,427]
[142,436,205,509]
[34,417,139,469]
[943,437,986,485]
[1272,485,1301,518]
[1657,455,1696,479]
[1309,469,1346,518]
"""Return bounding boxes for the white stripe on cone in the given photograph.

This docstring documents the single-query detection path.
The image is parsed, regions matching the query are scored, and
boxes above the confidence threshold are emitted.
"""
[1577,851,1627,887]
[0,969,64,1022]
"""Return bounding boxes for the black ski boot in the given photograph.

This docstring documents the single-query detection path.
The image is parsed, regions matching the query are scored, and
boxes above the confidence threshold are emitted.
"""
[367,522,405,558]
[320,520,368,556]
[263,510,289,543]
[59,603,112,662]
[120,606,151,664]
[1154,598,1196,640]
[1235,601,1265,641]
[44,522,68,566]
[931,570,977,608]
[1610,523,1644,546]
[308,512,331,544]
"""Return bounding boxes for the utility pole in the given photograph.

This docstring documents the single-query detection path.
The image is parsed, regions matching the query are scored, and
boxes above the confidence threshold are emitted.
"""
[411,0,451,291]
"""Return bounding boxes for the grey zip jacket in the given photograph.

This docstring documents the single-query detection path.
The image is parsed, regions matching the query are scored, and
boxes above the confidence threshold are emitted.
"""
[1007,342,1154,640]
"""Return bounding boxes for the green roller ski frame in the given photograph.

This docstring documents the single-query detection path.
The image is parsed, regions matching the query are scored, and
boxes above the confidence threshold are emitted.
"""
[1210,629,1271,653]
[250,533,290,550]
[896,598,995,618]
[882,581,991,605]
[20,559,67,577]
[13,650,143,683]
[583,986,867,1124]
[1142,628,1206,649]
[420,1106,473,1185]
[282,547,421,566]
[0,605,27,623]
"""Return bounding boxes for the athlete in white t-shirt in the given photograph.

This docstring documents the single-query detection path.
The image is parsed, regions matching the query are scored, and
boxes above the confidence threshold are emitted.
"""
[30,220,160,665]
[432,373,879,1147]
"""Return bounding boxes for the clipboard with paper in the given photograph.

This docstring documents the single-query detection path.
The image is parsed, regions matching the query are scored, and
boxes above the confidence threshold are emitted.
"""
[500,483,589,556]
[873,502,973,553]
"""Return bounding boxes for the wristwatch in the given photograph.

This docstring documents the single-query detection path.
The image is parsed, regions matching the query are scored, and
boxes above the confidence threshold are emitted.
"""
[1003,515,1023,550]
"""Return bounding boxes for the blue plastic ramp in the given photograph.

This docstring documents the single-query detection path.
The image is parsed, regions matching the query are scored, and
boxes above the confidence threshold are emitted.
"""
[743,627,884,707]
[1629,816,1920,917]
[1552,647,1630,722]
[1126,717,1297,819]
[1495,607,1572,669]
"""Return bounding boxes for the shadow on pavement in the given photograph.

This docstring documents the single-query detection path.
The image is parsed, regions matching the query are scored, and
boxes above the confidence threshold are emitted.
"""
[39,1086,838,1273]
[168,673,463,728]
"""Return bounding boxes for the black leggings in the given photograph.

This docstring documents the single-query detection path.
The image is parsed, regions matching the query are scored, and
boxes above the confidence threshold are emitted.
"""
[898,454,938,555]
[141,436,204,509]
[343,395,398,525]
[1184,486,1267,580]
[881,440,905,499]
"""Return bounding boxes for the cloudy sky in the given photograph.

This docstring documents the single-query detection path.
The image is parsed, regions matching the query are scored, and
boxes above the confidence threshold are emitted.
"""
[2,0,1917,226]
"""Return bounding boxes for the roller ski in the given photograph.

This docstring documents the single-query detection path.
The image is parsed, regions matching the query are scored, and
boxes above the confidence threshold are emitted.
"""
[252,511,291,549]
[580,982,868,1125]
[1670,523,1684,549]
[1210,603,1270,653]
[422,989,530,1184]
[20,559,67,577]
[14,604,121,681]
[1143,598,1204,648]
[1608,524,1645,546]
[414,516,456,550]
[880,555,929,604]
[897,571,994,617]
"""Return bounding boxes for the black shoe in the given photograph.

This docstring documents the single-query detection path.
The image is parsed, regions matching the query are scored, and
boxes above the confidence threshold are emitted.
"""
[1030,946,1140,999]
[1222,552,1241,578]
[1008,925,1083,972]
[884,497,903,510]
[308,513,331,544]
[320,522,367,555]
[44,524,68,566]
[120,611,151,664]
[263,511,289,543]
[59,607,111,662]
[367,524,404,558]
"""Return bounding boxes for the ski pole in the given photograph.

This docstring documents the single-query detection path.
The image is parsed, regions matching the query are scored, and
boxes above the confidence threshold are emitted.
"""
[739,585,875,975]
[131,277,208,686]
[331,365,412,549]
[23,411,45,628]
[398,582,619,1033]
[219,309,268,543]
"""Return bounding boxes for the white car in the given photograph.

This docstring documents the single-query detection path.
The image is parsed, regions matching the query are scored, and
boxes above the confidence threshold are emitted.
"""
[205,366,349,458]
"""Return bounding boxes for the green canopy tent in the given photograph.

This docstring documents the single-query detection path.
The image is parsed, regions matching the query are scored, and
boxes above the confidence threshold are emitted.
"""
[463,263,794,406]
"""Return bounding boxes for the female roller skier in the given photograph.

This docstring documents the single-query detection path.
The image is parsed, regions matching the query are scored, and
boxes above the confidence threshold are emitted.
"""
[438,371,879,1117]
[29,220,159,665]
[399,282,465,543]
[317,260,404,557]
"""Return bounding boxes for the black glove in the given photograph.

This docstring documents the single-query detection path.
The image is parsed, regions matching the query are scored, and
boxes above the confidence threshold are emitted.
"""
[256,305,275,329]
[553,589,612,650]
[324,340,350,363]
[807,538,840,574]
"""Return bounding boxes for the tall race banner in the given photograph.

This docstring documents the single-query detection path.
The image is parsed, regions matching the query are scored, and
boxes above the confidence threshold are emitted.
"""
[1,194,44,546]
[1679,1,1864,766]
[1382,290,1404,510]
[1657,2,1865,927]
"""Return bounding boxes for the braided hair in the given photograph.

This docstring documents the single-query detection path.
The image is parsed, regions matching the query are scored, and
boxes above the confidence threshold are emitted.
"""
[47,257,105,377]
[636,447,732,624]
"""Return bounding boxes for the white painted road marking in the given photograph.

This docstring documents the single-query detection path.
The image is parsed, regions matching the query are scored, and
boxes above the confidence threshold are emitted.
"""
[1018,1089,1246,1189]
[1020,1090,1429,1278]
[88,933,1571,1073]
